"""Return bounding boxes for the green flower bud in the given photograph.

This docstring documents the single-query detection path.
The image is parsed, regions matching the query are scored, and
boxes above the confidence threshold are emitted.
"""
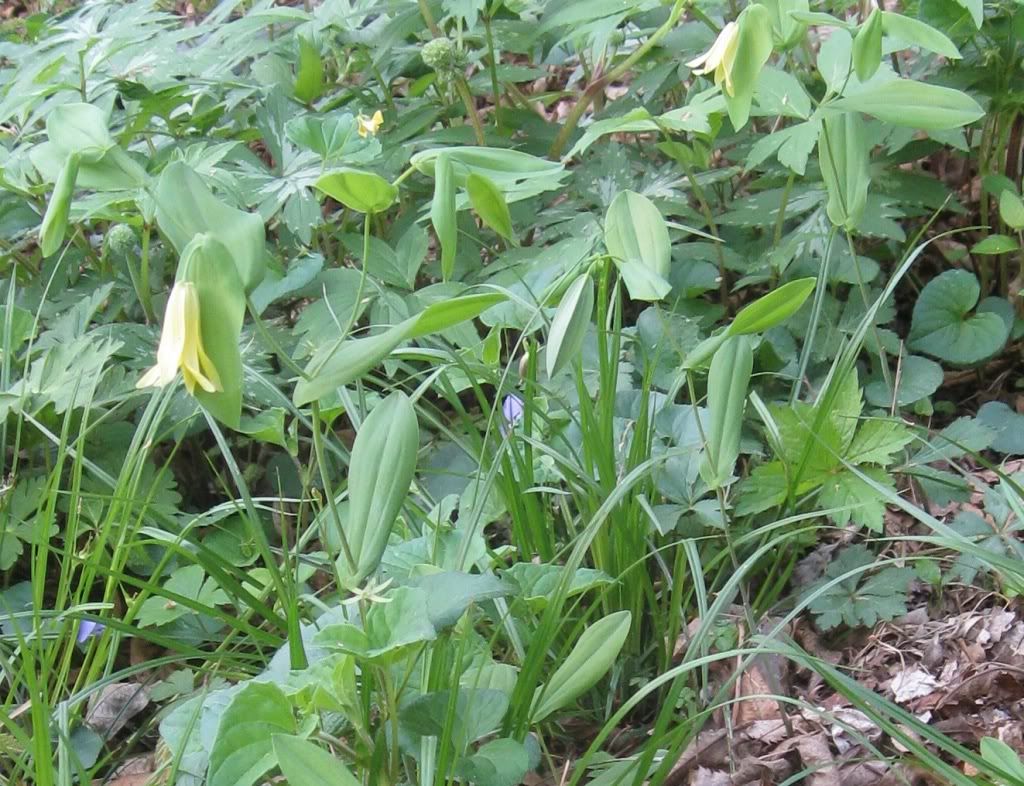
[421,36,466,72]
[103,223,138,262]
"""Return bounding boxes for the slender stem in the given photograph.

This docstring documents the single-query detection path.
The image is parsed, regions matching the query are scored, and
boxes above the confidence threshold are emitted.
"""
[484,14,504,134]
[417,0,441,36]
[454,76,486,145]
[547,0,685,160]
[138,223,155,323]
[245,295,308,379]
[682,162,731,314]
[790,227,836,404]
[310,402,358,575]
[773,171,796,247]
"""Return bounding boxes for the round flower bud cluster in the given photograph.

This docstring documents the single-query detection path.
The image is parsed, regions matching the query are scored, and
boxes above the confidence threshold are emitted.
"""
[421,36,467,74]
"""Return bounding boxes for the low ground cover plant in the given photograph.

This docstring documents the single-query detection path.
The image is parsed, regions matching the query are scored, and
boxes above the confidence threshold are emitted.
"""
[1,0,1024,784]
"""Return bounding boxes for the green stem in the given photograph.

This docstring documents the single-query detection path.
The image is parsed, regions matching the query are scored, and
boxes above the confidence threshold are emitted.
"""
[139,223,155,323]
[454,76,487,145]
[682,162,731,314]
[245,295,309,379]
[547,0,685,160]
[484,14,504,134]
[310,402,358,575]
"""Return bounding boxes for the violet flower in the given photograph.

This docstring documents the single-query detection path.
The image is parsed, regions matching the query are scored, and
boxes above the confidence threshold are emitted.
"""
[76,620,105,644]
[502,393,525,427]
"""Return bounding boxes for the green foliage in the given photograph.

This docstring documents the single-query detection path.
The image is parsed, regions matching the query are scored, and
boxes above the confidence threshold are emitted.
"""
[803,545,914,631]
[0,1,1018,785]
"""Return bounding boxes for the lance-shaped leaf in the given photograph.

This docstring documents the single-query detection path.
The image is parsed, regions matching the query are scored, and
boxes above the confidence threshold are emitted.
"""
[179,234,246,429]
[432,152,458,279]
[293,292,505,406]
[700,335,753,488]
[39,152,79,258]
[819,111,870,230]
[852,8,883,82]
[466,172,514,242]
[341,392,419,587]
[604,191,671,301]
[546,273,594,378]
[832,80,984,130]
[529,611,631,723]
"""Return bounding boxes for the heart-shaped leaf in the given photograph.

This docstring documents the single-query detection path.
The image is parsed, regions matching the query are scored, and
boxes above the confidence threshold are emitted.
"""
[909,270,1010,365]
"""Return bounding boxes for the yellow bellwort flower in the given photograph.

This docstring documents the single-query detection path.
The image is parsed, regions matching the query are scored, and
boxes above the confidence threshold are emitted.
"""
[136,281,222,395]
[686,21,740,97]
[357,110,384,138]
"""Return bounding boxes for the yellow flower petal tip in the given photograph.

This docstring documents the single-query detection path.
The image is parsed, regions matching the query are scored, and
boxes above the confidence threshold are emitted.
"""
[686,22,740,97]
[136,281,222,395]
[357,110,384,138]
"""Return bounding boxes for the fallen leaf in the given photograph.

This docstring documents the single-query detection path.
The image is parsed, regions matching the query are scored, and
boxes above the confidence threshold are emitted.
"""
[890,667,939,703]
[85,683,149,739]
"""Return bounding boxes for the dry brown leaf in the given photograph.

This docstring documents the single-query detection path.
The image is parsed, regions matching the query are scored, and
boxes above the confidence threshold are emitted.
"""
[795,732,840,786]
[86,683,149,739]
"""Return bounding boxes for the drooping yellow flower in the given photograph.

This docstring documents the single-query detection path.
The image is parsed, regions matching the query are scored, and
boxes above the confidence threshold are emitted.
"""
[686,21,741,97]
[136,281,222,395]
[357,110,384,138]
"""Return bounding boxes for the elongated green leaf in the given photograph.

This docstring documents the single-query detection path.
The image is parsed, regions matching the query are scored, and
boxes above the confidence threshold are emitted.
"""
[294,36,324,103]
[180,234,246,429]
[724,4,775,131]
[546,274,594,378]
[700,335,753,489]
[819,111,870,230]
[530,611,631,723]
[294,319,416,406]
[880,12,961,60]
[272,735,360,786]
[156,162,267,293]
[315,169,396,214]
[432,152,458,279]
[730,278,816,335]
[409,291,506,337]
[294,292,505,405]
[208,682,295,786]
[852,9,882,83]
[605,191,671,302]
[342,392,418,586]
[39,152,79,258]
[467,172,514,242]
[832,80,984,130]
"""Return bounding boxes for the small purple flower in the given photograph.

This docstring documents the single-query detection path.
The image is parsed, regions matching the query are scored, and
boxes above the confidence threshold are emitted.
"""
[76,620,105,644]
[501,394,525,427]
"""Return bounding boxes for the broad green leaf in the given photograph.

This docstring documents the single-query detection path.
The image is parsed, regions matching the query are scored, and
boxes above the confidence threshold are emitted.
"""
[285,113,377,161]
[604,191,671,302]
[466,172,513,241]
[880,12,961,59]
[400,688,509,753]
[432,152,457,279]
[546,274,594,378]
[455,738,531,786]
[999,190,1024,231]
[804,545,913,627]
[315,586,437,661]
[530,611,631,723]
[504,563,613,607]
[819,111,870,230]
[409,571,511,629]
[852,9,882,83]
[980,738,1024,784]
[864,355,943,408]
[46,103,114,162]
[294,36,324,103]
[819,466,892,531]
[730,277,816,335]
[208,682,296,786]
[971,235,1020,255]
[39,152,79,258]
[725,4,775,131]
[909,269,1010,365]
[272,735,360,786]
[315,168,397,214]
[156,162,267,293]
[832,80,984,130]
[847,419,914,465]
[951,0,983,28]
[700,335,753,489]
[342,392,419,586]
